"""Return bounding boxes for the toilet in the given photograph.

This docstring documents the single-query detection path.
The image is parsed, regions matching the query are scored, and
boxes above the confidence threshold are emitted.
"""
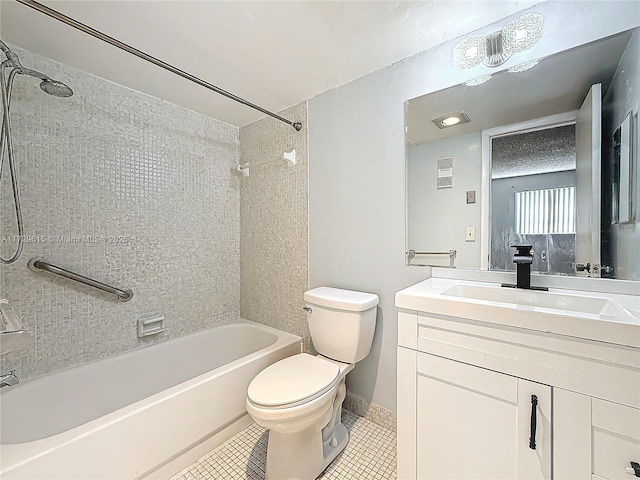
[246,287,379,480]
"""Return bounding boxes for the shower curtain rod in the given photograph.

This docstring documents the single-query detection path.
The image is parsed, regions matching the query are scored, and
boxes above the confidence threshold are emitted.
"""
[15,0,303,131]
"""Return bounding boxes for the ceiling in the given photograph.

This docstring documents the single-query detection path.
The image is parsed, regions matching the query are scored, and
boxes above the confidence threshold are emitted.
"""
[1,0,540,127]
[406,29,634,146]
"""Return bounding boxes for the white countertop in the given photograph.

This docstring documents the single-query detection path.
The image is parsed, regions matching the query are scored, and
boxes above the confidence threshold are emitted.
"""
[396,278,640,349]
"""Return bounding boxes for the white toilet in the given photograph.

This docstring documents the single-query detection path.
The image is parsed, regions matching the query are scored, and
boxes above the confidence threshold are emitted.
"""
[246,287,379,480]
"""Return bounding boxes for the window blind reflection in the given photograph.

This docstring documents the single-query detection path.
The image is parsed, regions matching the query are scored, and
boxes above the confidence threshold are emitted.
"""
[515,186,575,234]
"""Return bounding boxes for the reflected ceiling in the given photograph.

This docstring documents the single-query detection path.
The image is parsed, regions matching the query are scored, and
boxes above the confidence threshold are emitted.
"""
[406,31,632,146]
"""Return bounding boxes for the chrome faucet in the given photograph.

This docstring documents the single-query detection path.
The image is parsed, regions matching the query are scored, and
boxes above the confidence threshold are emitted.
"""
[0,370,19,388]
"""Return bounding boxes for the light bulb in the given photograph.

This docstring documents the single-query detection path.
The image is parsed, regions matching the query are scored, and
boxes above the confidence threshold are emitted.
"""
[502,13,544,54]
[515,28,528,41]
[466,45,479,59]
[441,117,462,126]
[431,112,470,129]
[452,34,486,69]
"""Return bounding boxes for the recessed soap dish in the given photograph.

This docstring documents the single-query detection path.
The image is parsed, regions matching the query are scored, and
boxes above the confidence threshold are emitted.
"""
[0,300,33,354]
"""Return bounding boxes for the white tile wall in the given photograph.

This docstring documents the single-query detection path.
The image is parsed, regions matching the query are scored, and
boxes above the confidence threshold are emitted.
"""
[0,46,240,380]
[239,102,310,351]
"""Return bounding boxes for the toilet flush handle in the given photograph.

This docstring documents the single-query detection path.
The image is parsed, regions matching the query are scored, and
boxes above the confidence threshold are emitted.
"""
[302,307,312,313]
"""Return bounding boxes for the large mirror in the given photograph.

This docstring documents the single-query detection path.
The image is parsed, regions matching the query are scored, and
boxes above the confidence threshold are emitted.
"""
[405,28,639,281]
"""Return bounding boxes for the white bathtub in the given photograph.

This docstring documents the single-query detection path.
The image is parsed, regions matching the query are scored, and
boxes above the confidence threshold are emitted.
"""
[0,321,301,479]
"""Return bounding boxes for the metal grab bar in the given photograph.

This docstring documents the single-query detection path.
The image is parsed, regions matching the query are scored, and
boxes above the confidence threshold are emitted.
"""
[407,249,457,268]
[28,257,133,302]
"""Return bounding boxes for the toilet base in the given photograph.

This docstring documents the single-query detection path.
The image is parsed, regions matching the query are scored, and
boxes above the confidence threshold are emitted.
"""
[321,422,349,473]
[265,421,349,480]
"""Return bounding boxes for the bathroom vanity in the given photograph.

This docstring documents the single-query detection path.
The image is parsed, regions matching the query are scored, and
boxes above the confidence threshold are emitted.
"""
[396,278,640,480]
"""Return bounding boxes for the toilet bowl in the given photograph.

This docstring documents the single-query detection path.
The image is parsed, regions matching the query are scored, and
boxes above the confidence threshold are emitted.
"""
[246,287,378,480]
[247,354,349,426]
[247,354,353,479]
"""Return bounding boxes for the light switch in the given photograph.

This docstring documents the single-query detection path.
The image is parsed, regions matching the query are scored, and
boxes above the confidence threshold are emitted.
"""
[465,226,476,242]
[466,191,476,204]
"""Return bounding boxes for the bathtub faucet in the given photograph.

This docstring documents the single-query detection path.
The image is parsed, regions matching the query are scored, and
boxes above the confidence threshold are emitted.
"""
[0,370,19,388]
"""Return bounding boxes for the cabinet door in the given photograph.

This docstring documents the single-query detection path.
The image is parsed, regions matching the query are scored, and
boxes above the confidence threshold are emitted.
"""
[415,352,551,480]
[555,388,640,480]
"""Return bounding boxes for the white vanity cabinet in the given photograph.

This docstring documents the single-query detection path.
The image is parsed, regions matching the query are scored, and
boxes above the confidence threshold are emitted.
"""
[411,351,552,480]
[396,283,640,480]
[555,389,640,480]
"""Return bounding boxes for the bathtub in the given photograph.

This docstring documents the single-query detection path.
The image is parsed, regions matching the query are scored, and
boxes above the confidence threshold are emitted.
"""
[0,320,301,479]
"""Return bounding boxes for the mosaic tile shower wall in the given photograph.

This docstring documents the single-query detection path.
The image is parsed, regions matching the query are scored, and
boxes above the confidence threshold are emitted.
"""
[0,47,240,380]
[239,102,309,351]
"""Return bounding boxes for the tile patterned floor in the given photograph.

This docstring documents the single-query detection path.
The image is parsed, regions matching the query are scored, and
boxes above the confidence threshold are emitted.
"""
[172,410,397,480]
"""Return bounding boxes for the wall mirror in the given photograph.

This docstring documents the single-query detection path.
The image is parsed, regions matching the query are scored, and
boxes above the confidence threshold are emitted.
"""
[405,28,639,281]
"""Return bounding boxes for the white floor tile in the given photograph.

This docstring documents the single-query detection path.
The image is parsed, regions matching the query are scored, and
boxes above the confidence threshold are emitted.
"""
[171,410,397,480]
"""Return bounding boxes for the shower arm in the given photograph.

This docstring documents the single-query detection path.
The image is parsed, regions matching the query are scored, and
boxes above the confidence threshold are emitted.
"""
[14,0,303,132]
[12,67,48,82]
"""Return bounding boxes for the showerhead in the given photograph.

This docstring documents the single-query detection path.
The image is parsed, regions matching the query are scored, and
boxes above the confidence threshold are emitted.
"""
[2,41,72,97]
[39,79,73,98]
[18,68,73,98]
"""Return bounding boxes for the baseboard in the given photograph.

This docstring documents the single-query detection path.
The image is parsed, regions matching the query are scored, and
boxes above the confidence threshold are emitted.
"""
[344,391,397,432]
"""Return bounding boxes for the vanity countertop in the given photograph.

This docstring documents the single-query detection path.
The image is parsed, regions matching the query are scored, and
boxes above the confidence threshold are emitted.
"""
[396,278,640,349]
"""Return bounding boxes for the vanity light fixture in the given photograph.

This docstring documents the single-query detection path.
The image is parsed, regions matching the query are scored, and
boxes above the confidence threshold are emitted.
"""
[502,13,544,54]
[432,112,471,129]
[452,13,544,70]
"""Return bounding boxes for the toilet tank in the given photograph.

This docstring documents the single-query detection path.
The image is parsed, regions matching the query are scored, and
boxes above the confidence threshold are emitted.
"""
[303,287,379,363]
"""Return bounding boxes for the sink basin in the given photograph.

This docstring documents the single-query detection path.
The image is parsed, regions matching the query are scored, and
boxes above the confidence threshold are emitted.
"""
[396,278,640,349]
[442,284,635,320]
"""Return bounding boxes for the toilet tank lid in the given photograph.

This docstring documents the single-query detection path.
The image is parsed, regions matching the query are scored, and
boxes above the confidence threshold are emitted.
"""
[304,287,379,312]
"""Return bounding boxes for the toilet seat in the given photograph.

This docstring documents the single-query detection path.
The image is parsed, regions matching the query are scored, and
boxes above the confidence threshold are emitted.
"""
[248,354,340,409]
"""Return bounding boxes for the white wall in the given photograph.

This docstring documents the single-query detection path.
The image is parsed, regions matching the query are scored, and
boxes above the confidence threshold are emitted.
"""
[308,1,640,412]
[408,133,482,269]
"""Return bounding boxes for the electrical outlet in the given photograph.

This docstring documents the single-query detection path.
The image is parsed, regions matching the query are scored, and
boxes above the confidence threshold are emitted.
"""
[465,226,476,242]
